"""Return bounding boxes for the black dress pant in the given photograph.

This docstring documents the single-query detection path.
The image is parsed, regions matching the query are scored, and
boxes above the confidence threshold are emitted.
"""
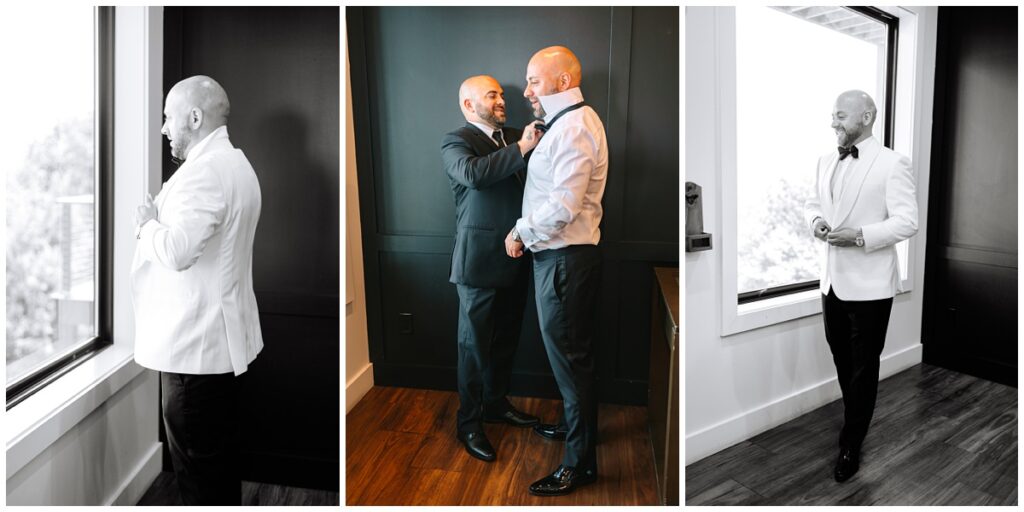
[161,371,241,505]
[822,287,893,451]
[533,244,601,470]
[455,277,527,434]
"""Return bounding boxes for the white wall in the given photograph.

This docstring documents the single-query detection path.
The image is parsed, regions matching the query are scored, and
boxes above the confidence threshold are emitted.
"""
[5,7,165,505]
[684,6,938,464]
[344,37,373,414]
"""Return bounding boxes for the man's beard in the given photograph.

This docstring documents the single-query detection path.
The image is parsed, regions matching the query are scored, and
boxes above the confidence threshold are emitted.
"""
[169,133,191,162]
[838,127,861,147]
[478,107,505,128]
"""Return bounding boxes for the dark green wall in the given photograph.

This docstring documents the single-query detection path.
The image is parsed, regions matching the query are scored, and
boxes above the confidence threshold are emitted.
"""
[349,6,679,405]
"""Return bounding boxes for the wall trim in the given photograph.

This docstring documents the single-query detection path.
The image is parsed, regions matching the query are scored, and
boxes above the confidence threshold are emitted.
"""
[685,342,922,464]
[107,441,162,506]
[345,362,374,413]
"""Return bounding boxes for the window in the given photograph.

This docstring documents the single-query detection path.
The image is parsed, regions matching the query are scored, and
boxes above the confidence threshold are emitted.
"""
[6,7,113,408]
[735,6,897,303]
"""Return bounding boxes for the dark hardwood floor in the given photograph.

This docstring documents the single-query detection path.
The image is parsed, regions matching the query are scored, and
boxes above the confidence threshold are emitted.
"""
[137,471,339,506]
[346,386,659,505]
[686,363,1018,506]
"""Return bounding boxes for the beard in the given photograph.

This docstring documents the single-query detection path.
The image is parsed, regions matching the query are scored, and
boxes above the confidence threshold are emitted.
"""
[169,132,192,161]
[836,126,862,147]
[475,102,506,127]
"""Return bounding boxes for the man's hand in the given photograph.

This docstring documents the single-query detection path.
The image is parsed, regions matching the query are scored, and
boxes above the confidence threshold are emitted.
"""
[135,193,157,226]
[505,229,524,258]
[827,227,860,247]
[812,217,832,241]
[517,120,544,156]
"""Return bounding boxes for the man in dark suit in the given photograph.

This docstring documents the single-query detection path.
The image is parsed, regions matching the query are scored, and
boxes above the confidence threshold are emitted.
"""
[441,75,544,461]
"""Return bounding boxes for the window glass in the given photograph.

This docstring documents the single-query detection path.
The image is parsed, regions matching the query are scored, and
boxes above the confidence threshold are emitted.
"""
[6,6,96,385]
[736,6,889,296]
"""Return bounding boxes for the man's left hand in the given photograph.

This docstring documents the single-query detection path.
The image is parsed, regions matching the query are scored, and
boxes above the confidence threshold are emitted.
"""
[826,227,860,247]
[135,193,157,226]
[505,230,524,258]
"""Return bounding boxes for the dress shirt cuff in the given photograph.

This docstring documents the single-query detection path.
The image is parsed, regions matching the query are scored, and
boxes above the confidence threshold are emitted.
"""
[515,217,540,250]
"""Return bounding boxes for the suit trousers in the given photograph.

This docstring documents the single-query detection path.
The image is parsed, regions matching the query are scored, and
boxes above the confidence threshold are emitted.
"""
[822,287,893,451]
[161,371,241,505]
[533,244,601,470]
[455,278,527,434]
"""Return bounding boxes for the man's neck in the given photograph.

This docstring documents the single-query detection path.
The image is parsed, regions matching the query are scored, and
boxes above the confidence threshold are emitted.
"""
[847,132,872,148]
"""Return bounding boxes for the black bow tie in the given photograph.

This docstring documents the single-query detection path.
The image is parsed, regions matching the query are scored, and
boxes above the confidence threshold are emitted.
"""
[838,145,859,160]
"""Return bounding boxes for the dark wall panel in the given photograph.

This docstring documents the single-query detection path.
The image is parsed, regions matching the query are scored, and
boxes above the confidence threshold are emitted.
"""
[163,6,340,490]
[349,6,679,405]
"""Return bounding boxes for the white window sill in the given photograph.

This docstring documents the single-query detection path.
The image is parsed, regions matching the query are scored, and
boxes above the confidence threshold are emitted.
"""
[5,343,146,479]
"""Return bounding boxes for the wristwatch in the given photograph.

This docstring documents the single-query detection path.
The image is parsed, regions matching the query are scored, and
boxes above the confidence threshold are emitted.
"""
[855,229,864,247]
[510,227,521,242]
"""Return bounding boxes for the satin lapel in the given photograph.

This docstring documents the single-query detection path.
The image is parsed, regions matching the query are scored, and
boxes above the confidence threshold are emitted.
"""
[821,152,839,220]
[832,142,880,228]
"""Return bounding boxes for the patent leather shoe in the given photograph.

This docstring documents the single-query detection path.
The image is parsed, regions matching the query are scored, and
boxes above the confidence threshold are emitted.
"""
[528,465,597,496]
[457,431,495,462]
[532,423,568,441]
[833,447,859,482]
[484,407,539,427]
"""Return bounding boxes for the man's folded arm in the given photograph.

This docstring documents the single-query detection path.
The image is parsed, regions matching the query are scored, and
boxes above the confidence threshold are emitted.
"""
[441,133,525,189]
[861,155,918,252]
[138,170,227,271]
[516,126,596,248]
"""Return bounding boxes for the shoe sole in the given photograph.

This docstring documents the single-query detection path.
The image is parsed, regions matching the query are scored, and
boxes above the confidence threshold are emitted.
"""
[528,477,597,497]
[464,448,495,462]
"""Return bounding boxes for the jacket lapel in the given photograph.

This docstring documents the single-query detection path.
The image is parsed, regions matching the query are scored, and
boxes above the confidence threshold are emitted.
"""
[832,141,880,228]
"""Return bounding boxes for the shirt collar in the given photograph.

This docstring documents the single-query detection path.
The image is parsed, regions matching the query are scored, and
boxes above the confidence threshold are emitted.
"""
[185,125,230,161]
[469,121,501,138]
[539,87,585,124]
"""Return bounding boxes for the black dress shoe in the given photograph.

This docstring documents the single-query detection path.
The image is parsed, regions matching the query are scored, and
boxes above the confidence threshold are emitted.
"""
[484,408,539,427]
[457,431,496,462]
[532,423,568,441]
[833,447,860,482]
[528,465,597,496]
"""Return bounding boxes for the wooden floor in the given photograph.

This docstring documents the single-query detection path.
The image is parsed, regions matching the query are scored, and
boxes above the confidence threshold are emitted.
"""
[686,363,1018,506]
[346,386,659,505]
[137,471,339,506]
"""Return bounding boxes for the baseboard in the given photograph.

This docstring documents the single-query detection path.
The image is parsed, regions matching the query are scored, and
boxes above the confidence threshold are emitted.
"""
[107,441,162,506]
[346,362,374,413]
[685,342,922,464]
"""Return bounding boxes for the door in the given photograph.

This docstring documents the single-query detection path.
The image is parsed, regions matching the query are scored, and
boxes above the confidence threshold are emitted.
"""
[161,7,340,489]
[922,7,1017,387]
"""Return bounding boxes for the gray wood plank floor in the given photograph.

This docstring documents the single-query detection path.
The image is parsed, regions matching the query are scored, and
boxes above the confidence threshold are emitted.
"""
[137,472,339,506]
[686,363,1018,506]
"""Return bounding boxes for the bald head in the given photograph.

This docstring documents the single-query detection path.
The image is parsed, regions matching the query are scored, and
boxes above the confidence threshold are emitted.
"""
[524,46,583,117]
[458,75,506,128]
[162,75,231,161]
[831,89,877,147]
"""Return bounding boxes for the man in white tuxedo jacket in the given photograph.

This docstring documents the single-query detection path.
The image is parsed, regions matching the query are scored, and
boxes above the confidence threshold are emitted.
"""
[804,90,917,483]
[131,75,262,505]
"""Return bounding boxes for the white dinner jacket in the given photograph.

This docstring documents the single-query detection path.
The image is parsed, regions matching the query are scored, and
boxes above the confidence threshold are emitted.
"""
[131,126,264,375]
[804,136,918,301]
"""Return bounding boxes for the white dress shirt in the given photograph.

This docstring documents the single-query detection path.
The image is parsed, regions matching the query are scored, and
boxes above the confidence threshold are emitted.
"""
[469,120,505,147]
[515,87,608,251]
[131,126,264,375]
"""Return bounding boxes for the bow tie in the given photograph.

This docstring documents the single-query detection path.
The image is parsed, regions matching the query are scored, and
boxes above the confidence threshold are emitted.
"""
[838,145,859,160]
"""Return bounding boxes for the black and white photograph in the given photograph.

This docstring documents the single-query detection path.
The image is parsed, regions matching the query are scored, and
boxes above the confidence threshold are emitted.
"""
[684,5,1017,506]
[5,6,340,506]
[344,6,680,506]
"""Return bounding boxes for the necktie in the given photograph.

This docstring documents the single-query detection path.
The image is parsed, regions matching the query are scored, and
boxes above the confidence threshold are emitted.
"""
[838,145,859,160]
[491,129,505,148]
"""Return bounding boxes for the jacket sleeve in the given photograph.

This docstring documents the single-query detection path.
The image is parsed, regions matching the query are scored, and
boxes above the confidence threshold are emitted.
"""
[803,155,825,233]
[137,166,227,271]
[861,154,918,252]
[441,132,525,189]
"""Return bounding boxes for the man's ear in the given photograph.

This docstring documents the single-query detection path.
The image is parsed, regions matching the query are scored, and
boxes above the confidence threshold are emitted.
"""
[462,98,475,114]
[190,107,204,129]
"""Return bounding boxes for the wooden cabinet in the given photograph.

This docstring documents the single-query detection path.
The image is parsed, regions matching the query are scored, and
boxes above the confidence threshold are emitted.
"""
[648,267,679,505]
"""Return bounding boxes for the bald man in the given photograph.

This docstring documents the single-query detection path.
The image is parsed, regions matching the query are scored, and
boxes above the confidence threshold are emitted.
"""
[505,46,608,496]
[440,75,544,462]
[804,90,917,483]
[131,75,263,504]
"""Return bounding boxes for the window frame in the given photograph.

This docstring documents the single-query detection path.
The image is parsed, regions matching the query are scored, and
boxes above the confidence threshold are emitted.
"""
[734,5,900,306]
[6,6,115,409]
